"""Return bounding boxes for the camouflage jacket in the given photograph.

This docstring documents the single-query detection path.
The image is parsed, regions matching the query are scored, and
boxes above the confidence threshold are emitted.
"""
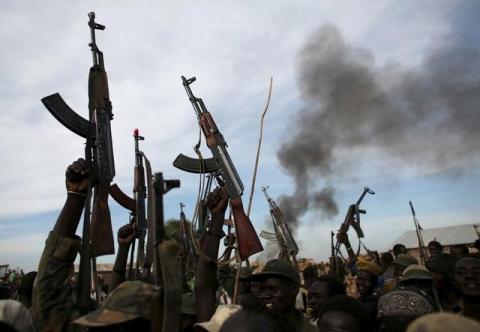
[32,232,83,332]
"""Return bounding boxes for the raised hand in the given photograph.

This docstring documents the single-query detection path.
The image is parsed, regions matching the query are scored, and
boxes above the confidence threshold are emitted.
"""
[65,158,91,195]
[206,187,228,216]
[117,223,136,246]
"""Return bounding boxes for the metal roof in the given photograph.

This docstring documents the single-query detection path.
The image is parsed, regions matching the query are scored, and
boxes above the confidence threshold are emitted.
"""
[391,223,480,249]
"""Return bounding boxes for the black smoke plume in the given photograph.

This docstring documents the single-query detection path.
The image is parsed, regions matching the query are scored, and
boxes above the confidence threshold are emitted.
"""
[277,24,480,229]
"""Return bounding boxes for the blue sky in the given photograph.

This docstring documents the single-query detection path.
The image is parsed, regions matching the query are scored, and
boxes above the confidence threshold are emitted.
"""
[0,1,479,271]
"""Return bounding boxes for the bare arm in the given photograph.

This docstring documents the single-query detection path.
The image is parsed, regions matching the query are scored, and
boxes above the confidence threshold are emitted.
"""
[110,224,136,292]
[195,187,228,322]
[52,158,91,238]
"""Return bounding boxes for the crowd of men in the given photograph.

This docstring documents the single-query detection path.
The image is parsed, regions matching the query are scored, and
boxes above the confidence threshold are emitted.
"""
[0,158,480,332]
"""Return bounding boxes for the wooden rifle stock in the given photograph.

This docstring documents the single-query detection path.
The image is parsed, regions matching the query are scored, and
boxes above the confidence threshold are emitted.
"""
[90,184,114,256]
[230,197,263,260]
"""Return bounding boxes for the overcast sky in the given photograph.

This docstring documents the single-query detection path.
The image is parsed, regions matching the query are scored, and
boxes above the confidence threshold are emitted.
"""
[1,1,479,271]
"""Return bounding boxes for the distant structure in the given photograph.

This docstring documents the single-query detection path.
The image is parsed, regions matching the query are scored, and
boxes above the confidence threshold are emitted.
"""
[391,223,480,261]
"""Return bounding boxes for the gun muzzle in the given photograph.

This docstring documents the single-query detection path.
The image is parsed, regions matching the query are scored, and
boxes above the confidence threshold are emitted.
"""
[182,76,196,86]
[88,12,105,30]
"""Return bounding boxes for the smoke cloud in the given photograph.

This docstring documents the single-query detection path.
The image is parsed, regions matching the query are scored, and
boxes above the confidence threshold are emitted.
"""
[277,24,480,228]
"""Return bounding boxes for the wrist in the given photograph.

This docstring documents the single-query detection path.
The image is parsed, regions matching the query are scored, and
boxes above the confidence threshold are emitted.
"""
[67,191,87,199]
[207,229,225,239]
[118,243,130,251]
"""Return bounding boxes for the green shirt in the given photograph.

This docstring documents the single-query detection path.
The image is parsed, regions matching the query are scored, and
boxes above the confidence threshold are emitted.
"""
[33,231,83,332]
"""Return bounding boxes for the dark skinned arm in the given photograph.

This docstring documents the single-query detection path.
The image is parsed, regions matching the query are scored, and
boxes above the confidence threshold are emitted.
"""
[337,230,356,263]
[52,158,91,238]
[195,187,228,322]
[110,223,136,292]
[33,158,91,332]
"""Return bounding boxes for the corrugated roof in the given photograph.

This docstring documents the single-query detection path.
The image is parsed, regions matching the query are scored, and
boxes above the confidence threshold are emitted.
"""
[74,263,114,273]
[391,223,480,249]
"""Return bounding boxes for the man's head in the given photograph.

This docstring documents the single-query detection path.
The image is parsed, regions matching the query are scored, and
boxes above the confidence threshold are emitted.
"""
[427,241,443,257]
[381,252,394,270]
[248,259,299,314]
[308,275,345,319]
[455,256,480,298]
[302,265,318,288]
[426,253,459,290]
[393,244,407,258]
[219,305,289,332]
[377,290,434,332]
[237,266,255,297]
[317,295,368,332]
[356,261,382,297]
[398,265,433,294]
[451,244,469,257]
[393,254,419,278]
[73,281,152,331]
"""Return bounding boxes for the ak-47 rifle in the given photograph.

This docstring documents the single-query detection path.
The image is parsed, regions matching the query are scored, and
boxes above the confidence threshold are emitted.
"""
[260,186,299,266]
[173,76,263,260]
[110,129,153,280]
[334,187,374,267]
[151,173,181,332]
[409,201,428,265]
[133,129,147,278]
[179,203,196,285]
[41,12,115,313]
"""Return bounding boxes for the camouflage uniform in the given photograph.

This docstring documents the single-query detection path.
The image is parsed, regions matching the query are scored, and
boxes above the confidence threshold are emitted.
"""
[32,232,83,332]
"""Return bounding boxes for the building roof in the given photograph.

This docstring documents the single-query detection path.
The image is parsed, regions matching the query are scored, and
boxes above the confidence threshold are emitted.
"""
[74,263,114,273]
[391,223,480,249]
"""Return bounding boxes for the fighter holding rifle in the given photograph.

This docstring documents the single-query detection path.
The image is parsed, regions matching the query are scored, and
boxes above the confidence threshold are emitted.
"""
[260,186,299,266]
[40,12,115,312]
[333,187,375,274]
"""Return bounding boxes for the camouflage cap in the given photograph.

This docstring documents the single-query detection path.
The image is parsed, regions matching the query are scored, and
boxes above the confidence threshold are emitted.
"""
[248,259,300,284]
[73,281,153,327]
[357,260,383,277]
[399,264,432,283]
[193,304,241,332]
[393,254,419,267]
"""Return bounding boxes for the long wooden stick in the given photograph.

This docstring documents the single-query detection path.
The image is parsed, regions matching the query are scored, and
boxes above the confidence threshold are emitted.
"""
[233,78,273,305]
[246,77,273,217]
